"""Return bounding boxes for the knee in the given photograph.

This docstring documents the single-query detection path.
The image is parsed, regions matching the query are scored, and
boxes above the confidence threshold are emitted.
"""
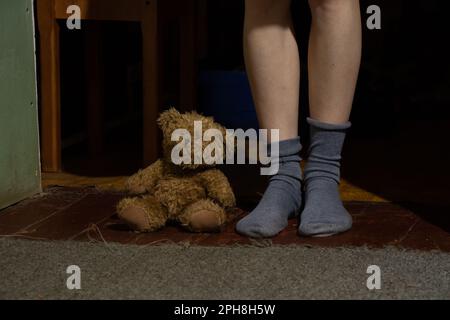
[309,0,357,18]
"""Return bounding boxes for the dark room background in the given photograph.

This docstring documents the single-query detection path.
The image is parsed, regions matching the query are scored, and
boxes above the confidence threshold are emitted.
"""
[56,0,450,230]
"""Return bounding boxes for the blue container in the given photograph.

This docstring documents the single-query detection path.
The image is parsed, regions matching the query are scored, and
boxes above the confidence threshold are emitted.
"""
[198,70,259,129]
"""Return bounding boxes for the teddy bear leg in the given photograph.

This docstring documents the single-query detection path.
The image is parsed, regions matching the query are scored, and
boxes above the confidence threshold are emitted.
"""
[117,195,168,232]
[178,199,227,233]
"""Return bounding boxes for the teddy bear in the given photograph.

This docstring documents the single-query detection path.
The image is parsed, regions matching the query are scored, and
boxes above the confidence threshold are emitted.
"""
[117,108,236,233]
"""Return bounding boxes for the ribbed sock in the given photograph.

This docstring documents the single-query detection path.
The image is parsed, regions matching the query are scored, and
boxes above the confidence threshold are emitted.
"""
[298,118,352,237]
[236,137,302,238]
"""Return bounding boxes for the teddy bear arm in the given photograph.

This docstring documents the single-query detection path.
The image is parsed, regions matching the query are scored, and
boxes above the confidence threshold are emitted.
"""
[197,169,236,208]
[126,159,164,194]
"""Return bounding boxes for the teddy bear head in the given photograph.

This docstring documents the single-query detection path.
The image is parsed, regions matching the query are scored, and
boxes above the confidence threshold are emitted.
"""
[157,108,228,170]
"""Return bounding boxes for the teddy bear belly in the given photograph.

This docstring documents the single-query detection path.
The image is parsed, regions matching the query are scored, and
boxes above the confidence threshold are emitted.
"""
[154,177,206,217]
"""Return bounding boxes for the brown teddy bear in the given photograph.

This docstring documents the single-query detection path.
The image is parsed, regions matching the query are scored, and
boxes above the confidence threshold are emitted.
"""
[117,108,236,232]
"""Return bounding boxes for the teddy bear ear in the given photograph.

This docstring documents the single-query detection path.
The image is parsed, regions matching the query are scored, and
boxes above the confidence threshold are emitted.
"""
[157,107,181,132]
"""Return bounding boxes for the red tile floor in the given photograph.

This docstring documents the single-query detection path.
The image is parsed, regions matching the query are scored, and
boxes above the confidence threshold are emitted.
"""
[1,186,449,252]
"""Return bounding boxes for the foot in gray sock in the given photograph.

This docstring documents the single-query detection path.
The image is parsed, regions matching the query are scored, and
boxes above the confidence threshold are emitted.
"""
[298,118,352,237]
[236,137,302,238]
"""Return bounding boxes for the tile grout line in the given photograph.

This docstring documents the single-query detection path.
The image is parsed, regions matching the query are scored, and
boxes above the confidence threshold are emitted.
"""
[68,214,116,241]
[14,194,90,235]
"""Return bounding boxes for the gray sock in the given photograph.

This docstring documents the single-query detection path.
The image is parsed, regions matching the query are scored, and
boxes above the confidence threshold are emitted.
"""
[236,137,302,238]
[298,118,352,237]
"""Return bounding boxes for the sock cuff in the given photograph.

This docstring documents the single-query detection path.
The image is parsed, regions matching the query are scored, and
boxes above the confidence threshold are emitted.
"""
[270,136,302,157]
[307,117,352,131]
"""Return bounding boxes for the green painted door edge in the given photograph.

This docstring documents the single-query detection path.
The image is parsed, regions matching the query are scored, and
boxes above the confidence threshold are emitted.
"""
[0,0,42,209]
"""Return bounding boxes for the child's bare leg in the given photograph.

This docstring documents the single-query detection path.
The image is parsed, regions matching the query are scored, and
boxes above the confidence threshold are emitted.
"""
[237,0,303,238]
[300,0,362,236]
[243,0,300,142]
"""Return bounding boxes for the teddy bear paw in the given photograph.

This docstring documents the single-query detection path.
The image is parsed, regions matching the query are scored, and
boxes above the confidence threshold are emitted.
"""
[119,205,153,232]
